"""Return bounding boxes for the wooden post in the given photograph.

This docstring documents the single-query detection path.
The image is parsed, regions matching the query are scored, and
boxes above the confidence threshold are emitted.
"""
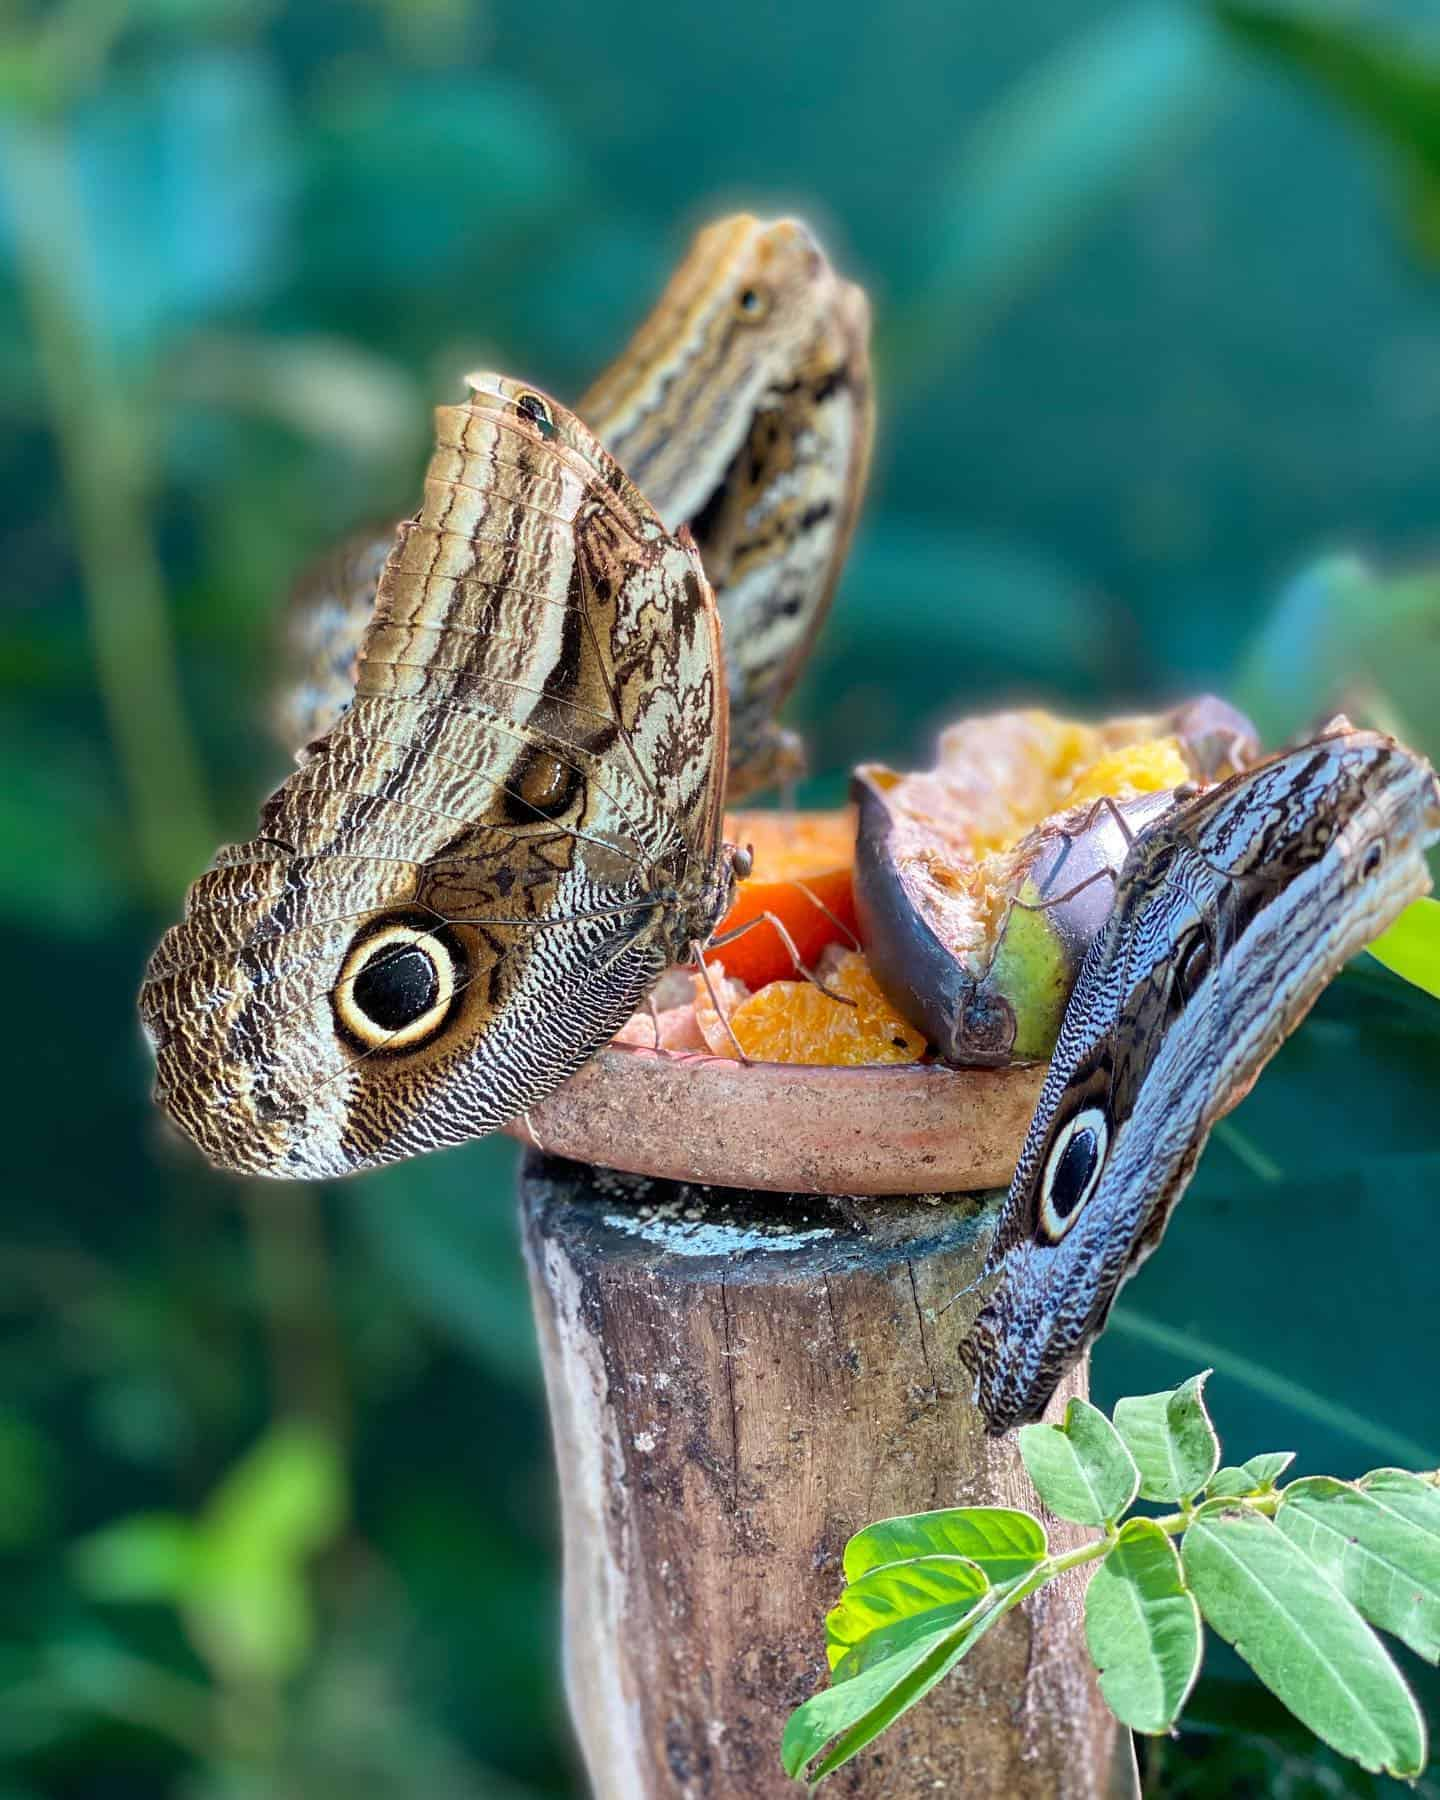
[520,1151,1132,1799]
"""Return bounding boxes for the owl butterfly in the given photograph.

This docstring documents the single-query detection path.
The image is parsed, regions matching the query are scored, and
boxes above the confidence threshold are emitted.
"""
[141,374,745,1179]
[276,213,872,799]
[961,723,1440,1433]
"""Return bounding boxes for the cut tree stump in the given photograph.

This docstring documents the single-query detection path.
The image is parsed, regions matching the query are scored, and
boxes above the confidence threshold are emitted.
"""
[520,1150,1134,1800]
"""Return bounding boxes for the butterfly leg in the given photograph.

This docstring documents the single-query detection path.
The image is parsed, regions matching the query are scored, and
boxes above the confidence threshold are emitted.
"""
[705,912,858,1005]
[1013,793,1137,912]
[690,942,753,1063]
[645,992,664,1053]
[788,878,862,952]
[1010,864,1118,913]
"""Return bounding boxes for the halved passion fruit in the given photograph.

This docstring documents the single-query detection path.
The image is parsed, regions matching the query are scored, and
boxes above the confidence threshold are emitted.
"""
[853,697,1258,1066]
[506,695,1259,1196]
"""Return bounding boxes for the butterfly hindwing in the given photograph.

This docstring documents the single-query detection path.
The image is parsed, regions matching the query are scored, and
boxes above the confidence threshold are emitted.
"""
[963,728,1440,1431]
[141,375,734,1180]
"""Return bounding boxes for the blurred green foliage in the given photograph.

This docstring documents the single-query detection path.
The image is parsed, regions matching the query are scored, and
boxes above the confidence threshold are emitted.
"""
[3,0,1440,1794]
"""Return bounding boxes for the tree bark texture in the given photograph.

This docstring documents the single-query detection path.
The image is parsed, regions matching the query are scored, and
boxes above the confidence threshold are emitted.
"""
[520,1151,1132,1800]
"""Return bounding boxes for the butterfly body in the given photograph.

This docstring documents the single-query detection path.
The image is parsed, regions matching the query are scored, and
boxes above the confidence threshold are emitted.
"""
[963,726,1440,1432]
[142,375,738,1179]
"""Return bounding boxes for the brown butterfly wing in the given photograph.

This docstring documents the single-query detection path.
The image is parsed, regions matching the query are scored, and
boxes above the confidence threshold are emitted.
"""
[271,216,872,798]
[141,374,730,1179]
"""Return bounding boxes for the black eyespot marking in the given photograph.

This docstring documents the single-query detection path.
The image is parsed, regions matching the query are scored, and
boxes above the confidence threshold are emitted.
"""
[353,943,438,1032]
[1038,1106,1109,1243]
[515,390,557,440]
[333,916,465,1052]
[502,745,584,825]
[1173,926,1212,999]
[735,284,770,322]
[1362,840,1386,878]
[1049,1127,1099,1219]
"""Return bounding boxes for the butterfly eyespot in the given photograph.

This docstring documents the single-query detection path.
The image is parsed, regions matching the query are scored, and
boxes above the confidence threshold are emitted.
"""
[514,391,557,440]
[1362,840,1386,878]
[1038,1107,1109,1244]
[735,285,771,322]
[1173,926,1213,998]
[502,746,585,825]
[334,920,463,1052]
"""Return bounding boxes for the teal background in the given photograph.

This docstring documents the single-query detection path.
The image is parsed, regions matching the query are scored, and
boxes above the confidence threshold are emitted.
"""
[3,1,1440,1793]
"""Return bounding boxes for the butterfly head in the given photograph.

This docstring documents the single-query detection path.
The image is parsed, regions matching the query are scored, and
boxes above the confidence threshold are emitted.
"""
[1282,730,1440,956]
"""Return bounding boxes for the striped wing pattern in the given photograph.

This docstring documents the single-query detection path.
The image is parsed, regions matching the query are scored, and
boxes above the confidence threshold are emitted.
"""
[963,727,1440,1431]
[141,375,732,1179]
[275,214,872,799]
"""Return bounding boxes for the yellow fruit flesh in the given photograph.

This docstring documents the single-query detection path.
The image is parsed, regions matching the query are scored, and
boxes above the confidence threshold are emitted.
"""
[696,952,926,1066]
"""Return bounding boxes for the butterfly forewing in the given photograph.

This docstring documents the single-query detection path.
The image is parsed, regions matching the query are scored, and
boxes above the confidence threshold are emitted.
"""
[272,214,871,799]
[963,726,1440,1432]
[141,375,733,1180]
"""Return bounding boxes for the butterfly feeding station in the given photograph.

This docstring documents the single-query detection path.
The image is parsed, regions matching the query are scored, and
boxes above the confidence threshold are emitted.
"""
[514,1055,1132,1799]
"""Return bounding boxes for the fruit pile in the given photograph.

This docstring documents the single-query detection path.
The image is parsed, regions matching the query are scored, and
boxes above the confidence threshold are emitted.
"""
[615,700,1256,1068]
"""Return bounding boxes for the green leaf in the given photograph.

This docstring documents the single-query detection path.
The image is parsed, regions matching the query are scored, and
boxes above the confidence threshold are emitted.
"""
[203,1421,346,1562]
[1231,552,1440,765]
[1359,1468,1440,1535]
[183,1423,348,1687]
[1113,1372,1220,1502]
[1242,1452,1296,1490]
[1277,1476,1440,1664]
[786,1569,1038,1784]
[1018,1398,1140,1526]
[826,1556,989,1675]
[70,1513,199,1602]
[781,1622,973,1783]
[1084,1518,1202,1734]
[1368,899,1440,1002]
[1206,1466,1256,1499]
[1182,1508,1427,1778]
[1212,4,1440,258]
[842,1506,1046,1585]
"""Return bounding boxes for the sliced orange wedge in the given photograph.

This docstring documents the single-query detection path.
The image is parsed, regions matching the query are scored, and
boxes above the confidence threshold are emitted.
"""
[706,808,859,990]
[694,951,926,1066]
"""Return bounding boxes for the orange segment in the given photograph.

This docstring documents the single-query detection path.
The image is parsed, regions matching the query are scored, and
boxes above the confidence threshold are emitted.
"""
[696,951,926,1066]
[707,808,859,990]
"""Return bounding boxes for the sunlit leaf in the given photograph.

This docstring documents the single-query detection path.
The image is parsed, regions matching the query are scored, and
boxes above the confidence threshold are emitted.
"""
[1113,1373,1219,1502]
[1018,1397,1139,1526]
[842,1506,1046,1585]
[1277,1476,1440,1663]
[204,1421,346,1562]
[1183,1508,1427,1778]
[1368,899,1440,1003]
[1085,1518,1202,1734]
[826,1556,988,1675]
[781,1622,972,1783]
